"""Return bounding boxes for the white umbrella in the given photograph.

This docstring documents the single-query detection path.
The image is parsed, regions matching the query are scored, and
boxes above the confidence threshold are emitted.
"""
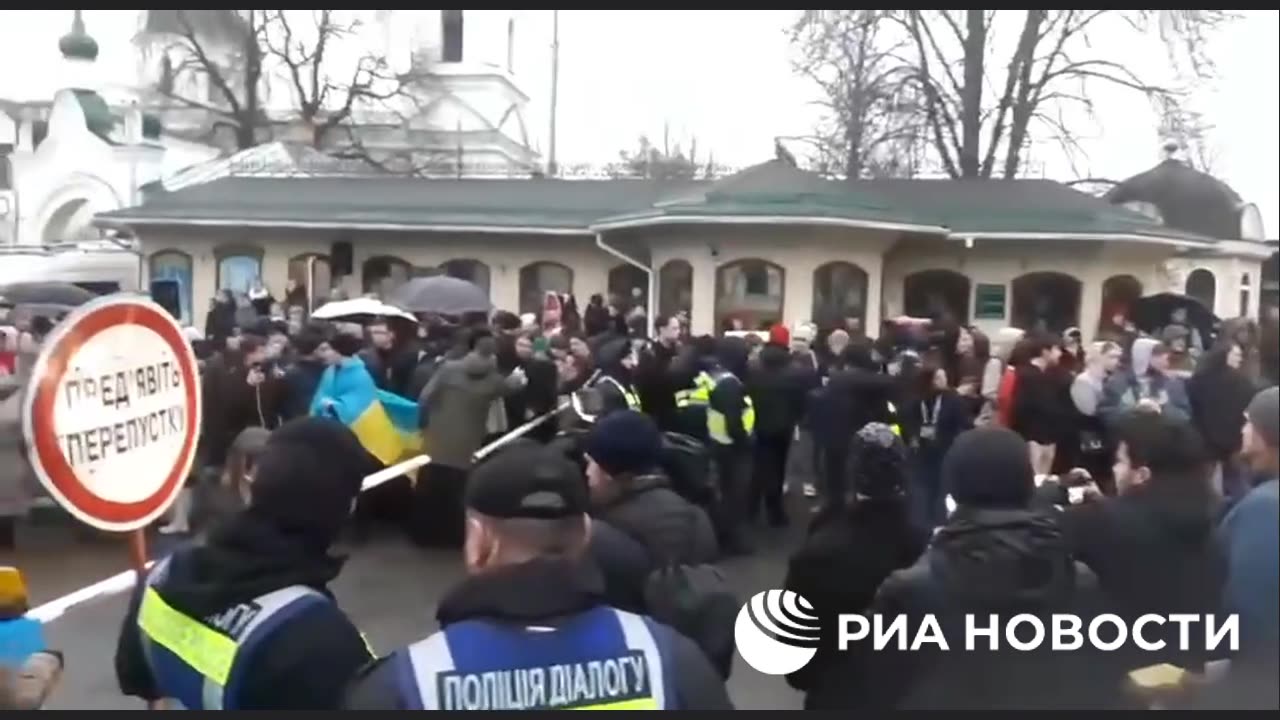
[311,297,416,323]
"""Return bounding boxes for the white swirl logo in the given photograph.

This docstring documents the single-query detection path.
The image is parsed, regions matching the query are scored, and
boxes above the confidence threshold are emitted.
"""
[733,589,821,675]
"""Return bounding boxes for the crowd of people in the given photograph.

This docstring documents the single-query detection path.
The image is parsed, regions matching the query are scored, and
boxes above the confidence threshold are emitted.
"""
[3,276,1277,709]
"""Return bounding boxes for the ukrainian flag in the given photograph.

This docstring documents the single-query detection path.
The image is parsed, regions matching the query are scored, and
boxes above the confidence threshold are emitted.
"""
[310,356,422,466]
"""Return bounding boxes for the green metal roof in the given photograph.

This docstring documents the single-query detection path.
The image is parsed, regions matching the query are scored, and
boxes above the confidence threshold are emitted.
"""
[96,159,1218,244]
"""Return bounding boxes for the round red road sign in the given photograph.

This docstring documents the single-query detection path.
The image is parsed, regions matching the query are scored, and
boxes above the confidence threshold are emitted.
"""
[20,294,202,532]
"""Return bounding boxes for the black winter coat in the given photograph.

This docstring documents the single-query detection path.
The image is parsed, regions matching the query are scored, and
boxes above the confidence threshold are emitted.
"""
[783,497,924,701]
[1059,487,1226,672]
[746,344,808,437]
[805,507,1125,710]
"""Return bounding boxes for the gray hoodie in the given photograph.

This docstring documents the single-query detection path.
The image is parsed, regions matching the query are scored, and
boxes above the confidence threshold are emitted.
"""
[1098,337,1191,427]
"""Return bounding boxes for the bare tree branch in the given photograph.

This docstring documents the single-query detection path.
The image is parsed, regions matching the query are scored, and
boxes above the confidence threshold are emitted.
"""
[795,10,1236,180]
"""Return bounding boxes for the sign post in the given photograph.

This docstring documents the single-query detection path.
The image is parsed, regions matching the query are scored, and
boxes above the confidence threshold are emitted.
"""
[19,293,201,598]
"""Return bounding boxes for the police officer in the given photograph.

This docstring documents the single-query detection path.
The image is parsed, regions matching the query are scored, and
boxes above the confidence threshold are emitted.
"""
[676,336,755,555]
[114,418,380,710]
[592,337,643,416]
[343,440,733,711]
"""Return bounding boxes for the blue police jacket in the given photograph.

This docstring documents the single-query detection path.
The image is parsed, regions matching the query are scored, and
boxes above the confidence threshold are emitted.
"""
[391,605,678,710]
[134,558,330,710]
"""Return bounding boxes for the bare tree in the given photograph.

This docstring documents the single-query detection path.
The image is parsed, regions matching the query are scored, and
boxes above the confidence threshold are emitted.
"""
[797,10,1235,180]
[790,10,926,179]
[262,10,420,157]
[153,10,428,170]
[155,10,271,151]
[610,125,713,181]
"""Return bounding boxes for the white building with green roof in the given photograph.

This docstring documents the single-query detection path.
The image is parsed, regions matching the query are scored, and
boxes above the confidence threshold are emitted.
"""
[94,149,1272,338]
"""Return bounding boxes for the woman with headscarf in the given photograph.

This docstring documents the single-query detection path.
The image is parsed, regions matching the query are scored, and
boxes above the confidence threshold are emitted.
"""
[782,423,925,707]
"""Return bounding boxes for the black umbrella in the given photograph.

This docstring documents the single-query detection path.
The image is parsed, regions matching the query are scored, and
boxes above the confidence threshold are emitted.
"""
[0,282,97,308]
[389,276,492,316]
[1132,292,1219,345]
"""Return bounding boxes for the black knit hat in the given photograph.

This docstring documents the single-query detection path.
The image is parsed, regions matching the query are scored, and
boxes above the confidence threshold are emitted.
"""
[248,417,382,546]
[943,427,1035,509]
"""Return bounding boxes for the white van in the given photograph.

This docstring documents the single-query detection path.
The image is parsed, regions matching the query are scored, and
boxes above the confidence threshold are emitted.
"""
[0,242,141,294]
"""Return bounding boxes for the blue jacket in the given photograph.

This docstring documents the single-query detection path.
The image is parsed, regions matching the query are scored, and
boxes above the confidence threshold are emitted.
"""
[1219,478,1279,656]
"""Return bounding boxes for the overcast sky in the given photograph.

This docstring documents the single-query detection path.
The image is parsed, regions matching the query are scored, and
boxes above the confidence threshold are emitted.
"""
[3,9,1276,235]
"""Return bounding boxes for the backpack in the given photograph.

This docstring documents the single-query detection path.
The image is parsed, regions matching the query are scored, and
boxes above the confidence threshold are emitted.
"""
[996,364,1018,428]
[626,502,738,680]
[642,557,739,680]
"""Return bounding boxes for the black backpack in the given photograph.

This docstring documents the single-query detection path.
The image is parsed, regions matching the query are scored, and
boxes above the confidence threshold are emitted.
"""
[634,507,739,679]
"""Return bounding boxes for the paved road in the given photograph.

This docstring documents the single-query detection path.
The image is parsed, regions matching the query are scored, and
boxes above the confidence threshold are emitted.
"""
[7,517,804,710]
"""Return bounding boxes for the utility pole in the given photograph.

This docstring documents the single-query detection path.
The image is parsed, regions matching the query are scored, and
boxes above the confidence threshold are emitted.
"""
[548,10,560,177]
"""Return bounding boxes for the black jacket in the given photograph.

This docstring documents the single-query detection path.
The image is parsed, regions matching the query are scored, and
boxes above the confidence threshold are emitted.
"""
[1059,487,1226,670]
[359,345,419,398]
[1013,363,1068,444]
[806,507,1123,710]
[746,344,808,437]
[635,340,686,433]
[280,358,326,421]
[900,389,973,462]
[813,368,898,450]
[783,497,924,701]
[342,557,733,710]
[594,474,718,568]
[114,515,372,710]
[1188,355,1256,461]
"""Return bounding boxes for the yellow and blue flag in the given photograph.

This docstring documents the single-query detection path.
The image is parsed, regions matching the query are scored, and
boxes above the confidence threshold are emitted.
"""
[310,357,422,466]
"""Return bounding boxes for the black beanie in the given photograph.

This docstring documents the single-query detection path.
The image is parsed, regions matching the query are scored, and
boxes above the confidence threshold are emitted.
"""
[943,427,1035,509]
[248,417,382,547]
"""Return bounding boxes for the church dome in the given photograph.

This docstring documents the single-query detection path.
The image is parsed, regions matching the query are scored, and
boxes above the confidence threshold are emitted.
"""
[59,10,99,62]
[1105,144,1246,240]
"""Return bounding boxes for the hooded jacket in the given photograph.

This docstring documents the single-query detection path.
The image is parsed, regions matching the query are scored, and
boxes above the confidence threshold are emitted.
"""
[1099,338,1191,428]
[115,419,380,710]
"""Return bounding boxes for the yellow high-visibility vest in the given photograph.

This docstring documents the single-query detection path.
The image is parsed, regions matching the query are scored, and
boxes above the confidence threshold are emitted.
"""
[597,375,642,412]
[676,370,754,444]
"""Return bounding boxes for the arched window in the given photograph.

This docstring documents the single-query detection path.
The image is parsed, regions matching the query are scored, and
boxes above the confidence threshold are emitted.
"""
[441,258,491,295]
[287,253,331,313]
[812,262,868,328]
[215,245,263,295]
[519,261,573,315]
[1011,272,1082,333]
[1100,274,1143,331]
[658,259,693,320]
[1185,268,1216,313]
[903,269,972,323]
[362,255,411,296]
[608,264,648,313]
[148,250,193,325]
[1240,272,1251,318]
[716,259,784,332]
